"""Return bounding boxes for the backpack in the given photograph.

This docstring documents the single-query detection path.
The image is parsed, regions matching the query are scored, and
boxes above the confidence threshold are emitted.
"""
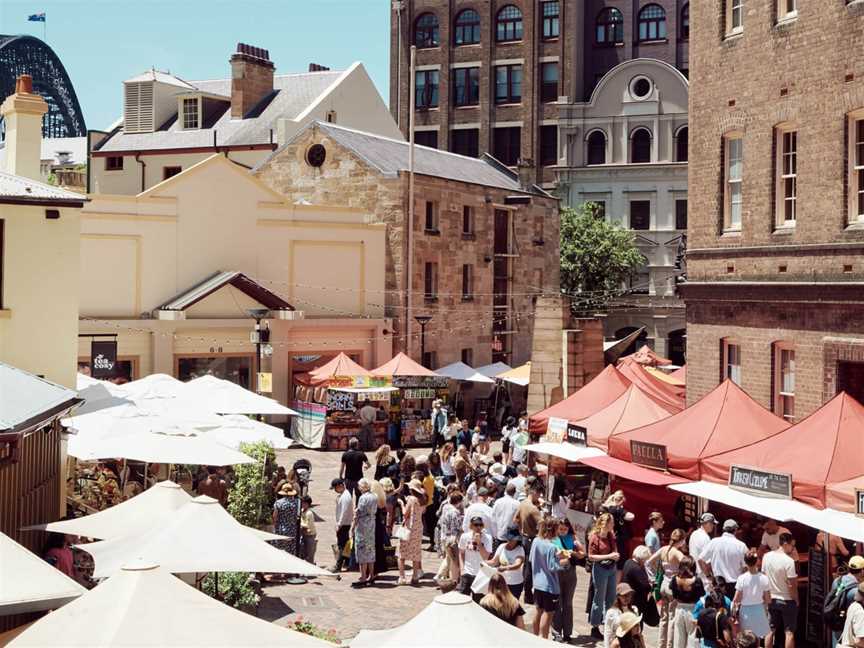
[823,579,857,631]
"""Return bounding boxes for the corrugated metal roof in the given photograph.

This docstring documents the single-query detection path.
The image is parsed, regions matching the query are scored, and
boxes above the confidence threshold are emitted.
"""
[158,271,294,311]
[0,363,79,431]
[0,137,88,166]
[98,70,343,153]
[0,170,85,202]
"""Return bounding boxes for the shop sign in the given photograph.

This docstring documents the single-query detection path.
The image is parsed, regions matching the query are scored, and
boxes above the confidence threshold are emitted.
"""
[257,372,272,393]
[630,440,668,471]
[90,340,117,379]
[291,400,327,421]
[566,423,587,447]
[330,375,392,389]
[728,464,792,499]
[806,548,827,642]
[402,388,438,400]
[856,489,864,517]
[392,375,450,389]
[546,417,568,443]
[327,390,355,412]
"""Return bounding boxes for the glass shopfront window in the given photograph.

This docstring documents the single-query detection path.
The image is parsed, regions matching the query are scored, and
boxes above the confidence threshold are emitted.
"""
[176,355,254,388]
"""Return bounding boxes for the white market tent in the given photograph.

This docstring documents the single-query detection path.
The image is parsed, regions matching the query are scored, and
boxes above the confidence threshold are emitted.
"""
[77,496,331,579]
[184,375,298,416]
[0,532,85,615]
[523,442,606,464]
[23,480,191,539]
[200,414,293,450]
[436,362,495,384]
[7,562,332,648]
[475,362,512,379]
[350,591,559,648]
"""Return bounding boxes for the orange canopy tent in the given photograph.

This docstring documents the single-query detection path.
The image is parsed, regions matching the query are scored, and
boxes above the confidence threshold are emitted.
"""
[371,352,438,378]
[607,379,789,481]
[645,366,686,387]
[700,392,864,511]
[528,365,631,435]
[626,344,673,367]
[617,357,685,410]
[670,365,686,382]
[307,352,370,384]
[579,384,679,451]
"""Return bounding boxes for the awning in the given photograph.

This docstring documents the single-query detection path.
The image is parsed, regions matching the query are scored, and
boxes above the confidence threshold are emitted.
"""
[524,442,605,463]
[496,362,530,387]
[580,455,690,486]
[436,362,495,384]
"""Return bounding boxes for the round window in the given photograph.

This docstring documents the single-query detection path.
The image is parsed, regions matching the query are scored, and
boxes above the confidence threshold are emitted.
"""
[306,144,327,167]
[631,77,652,99]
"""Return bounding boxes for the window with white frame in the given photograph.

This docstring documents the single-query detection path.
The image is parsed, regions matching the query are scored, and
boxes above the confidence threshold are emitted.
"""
[727,0,744,34]
[724,135,743,230]
[722,339,741,385]
[182,97,199,130]
[774,344,795,421]
[849,115,864,224]
[777,0,796,22]
[776,127,797,227]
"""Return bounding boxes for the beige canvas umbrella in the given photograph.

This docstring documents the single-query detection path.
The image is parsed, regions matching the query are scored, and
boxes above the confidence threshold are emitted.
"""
[77,496,330,579]
[0,532,85,615]
[8,562,331,647]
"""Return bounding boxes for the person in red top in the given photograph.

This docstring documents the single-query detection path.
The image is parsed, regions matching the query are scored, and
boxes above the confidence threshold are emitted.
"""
[43,533,84,585]
[588,512,620,640]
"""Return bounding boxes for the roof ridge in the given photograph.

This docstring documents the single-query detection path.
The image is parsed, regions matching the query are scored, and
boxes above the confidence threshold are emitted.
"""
[190,69,344,85]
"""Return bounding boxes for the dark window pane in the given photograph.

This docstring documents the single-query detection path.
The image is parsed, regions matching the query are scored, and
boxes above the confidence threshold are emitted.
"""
[414,130,438,149]
[676,127,689,162]
[542,1,560,39]
[675,199,688,230]
[454,9,481,45]
[541,63,558,103]
[415,70,439,109]
[587,131,606,165]
[638,4,667,42]
[496,5,523,42]
[415,13,440,48]
[631,129,652,163]
[452,129,480,157]
[595,8,624,44]
[453,67,480,106]
[630,201,651,230]
[493,127,521,166]
[540,125,557,166]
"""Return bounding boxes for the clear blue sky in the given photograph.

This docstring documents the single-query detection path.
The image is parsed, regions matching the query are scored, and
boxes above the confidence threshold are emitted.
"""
[0,0,391,130]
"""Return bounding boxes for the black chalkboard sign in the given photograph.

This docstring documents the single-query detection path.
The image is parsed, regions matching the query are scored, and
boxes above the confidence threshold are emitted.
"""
[566,423,587,447]
[806,547,827,643]
[728,465,792,499]
[857,489,864,516]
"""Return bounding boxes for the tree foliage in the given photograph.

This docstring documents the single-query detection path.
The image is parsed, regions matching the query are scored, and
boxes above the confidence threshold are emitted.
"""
[201,572,260,609]
[559,203,644,297]
[227,440,275,528]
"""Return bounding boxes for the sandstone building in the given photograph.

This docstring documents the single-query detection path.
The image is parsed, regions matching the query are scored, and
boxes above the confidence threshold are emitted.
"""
[254,121,560,370]
[684,1,864,417]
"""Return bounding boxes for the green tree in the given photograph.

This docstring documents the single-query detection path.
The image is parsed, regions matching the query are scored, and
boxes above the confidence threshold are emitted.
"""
[559,203,644,299]
[227,440,275,527]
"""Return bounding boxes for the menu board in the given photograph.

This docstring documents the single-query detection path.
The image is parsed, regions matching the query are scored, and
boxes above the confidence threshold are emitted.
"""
[546,417,568,443]
[729,465,792,499]
[630,440,668,471]
[326,390,355,412]
[806,548,827,643]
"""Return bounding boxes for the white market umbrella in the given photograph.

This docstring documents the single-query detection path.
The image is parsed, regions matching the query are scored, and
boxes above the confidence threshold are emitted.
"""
[475,362,512,379]
[7,562,332,648]
[202,414,293,450]
[23,481,191,540]
[0,532,86,615]
[63,401,225,436]
[116,373,186,401]
[350,591,558,648]
[77,496,331,579]
[436,362,495,384]
[184,375,298,416]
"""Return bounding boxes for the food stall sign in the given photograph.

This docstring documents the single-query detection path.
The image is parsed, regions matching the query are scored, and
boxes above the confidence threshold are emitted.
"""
[330,375,392,389]
[630,440,668,471]
[403,388,438,400]
[856,489,864,517]
[728,465,792,499]
[392,375,450,389]
[545,417,568,443]
[566,423,587,447]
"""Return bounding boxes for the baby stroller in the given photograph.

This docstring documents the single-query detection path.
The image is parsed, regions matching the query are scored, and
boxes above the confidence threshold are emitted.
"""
[292,458,312,498]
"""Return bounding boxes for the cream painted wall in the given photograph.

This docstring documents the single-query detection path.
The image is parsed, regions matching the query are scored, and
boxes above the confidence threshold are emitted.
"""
[0,203,80,388]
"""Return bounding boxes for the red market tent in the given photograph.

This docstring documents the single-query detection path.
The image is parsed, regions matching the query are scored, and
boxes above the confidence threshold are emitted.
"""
[371,352,438,378]
[307,352,370,384]
[701,392,864,510]
[528,365,631,436]
[607,379,790,481]
[625,344,673,366]
[579,384,678,451]
[670,365,686,382]
[617,357,685,410]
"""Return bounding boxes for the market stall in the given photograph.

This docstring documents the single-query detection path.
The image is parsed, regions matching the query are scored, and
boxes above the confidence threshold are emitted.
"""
[436,361,494,420]
[616,356,685,409]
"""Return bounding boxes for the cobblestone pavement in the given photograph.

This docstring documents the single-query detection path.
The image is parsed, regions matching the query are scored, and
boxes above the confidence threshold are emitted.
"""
[260,445,659,646]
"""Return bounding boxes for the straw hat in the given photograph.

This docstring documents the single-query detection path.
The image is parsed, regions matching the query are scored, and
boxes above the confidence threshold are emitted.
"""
[407,479,425,495]
[380,477,395,493]
[278,483,297,497]
[615,611,643,637]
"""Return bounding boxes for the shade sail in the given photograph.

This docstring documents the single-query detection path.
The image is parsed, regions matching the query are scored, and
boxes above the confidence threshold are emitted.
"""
[0,532,85,615]
[616,357,685,410]
[308,352,370,382]
[608,379,789,481]
[371,352,438,377]
[528,365,631,435]
[700,392,864,510]
[475,362,512,378]
[7,562,332,648]
[24,480,191,539]
[436,361,494,384]
[645,366,686,387]
[201,414,292,450]
[183,375,297,415]
[577,384,678,451]
[77,496,330,579]
[581,455,689,486]
[350,591,559,648]
[497,362,531,387]
[524,442,606,463]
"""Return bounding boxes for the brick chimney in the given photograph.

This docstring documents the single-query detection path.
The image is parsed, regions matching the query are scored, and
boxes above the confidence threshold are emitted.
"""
[516,158,535,191]
[0,75,48,180]
[230,43,275,119]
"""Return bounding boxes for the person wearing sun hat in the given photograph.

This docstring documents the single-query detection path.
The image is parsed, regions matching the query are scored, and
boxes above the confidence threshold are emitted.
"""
[396,478,427,585]
[610,610,646,648]
[271,481,301,556]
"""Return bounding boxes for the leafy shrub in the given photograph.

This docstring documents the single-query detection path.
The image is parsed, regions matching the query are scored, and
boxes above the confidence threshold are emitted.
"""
[201,572,259,609]
[227,440,275,527]
[291,616,341,644]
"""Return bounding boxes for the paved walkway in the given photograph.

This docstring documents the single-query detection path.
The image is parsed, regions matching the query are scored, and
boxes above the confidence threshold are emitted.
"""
[260,446,659,646]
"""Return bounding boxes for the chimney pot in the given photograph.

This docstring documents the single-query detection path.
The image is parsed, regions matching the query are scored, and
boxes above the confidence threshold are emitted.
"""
[230,42,275,119]
[16,74,33,94]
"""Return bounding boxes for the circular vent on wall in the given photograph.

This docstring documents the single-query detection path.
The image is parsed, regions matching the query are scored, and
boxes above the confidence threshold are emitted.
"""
[306,144,327,167]
[630,76,653,100]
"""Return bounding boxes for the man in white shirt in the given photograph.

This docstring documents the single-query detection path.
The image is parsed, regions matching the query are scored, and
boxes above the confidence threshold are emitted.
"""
[491,483,521,549]
[458,515,493,599]
[508,464,529,500]
[330,478,354,573]
[840,582,864,648]
[462,487,497,539]
[699,518,748,599]
[690,512,716,585]
[760,519,799,561]
[762,532,799,648]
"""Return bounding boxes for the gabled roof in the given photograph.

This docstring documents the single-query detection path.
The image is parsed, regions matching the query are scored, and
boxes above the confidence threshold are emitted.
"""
[262,121,552,197]
[157,271,293,312]
[309,352,370,382]
[0,363,80,432]
[0,170,85,206]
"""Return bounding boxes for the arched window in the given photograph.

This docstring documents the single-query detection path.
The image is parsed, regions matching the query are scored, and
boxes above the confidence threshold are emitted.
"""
[415,13,440,48]
[681,4,690,40]
[595,7,624,44]
[454,9,481,45]
[587,130,607,165]
[638,4,667,42]
[631,128,652,163]
[496,5,523,42]
[675,126,689,162]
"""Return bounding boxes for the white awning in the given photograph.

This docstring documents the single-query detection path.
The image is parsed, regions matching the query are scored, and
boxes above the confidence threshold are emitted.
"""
[523,442,606,463]
[436,362,495,384]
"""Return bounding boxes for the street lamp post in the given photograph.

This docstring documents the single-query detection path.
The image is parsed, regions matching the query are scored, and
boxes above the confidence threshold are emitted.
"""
[415,315,432,366]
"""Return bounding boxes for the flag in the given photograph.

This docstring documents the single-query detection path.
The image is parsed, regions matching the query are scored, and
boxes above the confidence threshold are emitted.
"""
[28,12,45,22]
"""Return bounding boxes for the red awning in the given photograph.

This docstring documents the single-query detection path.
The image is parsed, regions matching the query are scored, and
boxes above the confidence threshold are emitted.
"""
[580,455,689,486]
[578,384,677,451]
[616,357,685,410]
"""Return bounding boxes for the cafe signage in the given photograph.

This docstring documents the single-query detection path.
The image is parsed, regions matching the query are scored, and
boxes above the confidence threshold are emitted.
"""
[566,423,587,447]
[546,417,568,443]
[90,340,117,379]
[630,440,668,471]
[856,489,864,517]
[728,464,792,499]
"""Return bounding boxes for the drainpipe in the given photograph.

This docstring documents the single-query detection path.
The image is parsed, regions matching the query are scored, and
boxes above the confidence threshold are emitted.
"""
[135,153,146,192]
[406,45,416,353]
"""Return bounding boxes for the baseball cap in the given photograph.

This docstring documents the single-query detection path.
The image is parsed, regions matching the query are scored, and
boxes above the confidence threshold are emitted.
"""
[504,527,521,541]
[849,556,864,571]
[699,513,717,524]
[477,487,489,497]
[723,519,739,532]
[470,516,485,526]
[330,478,344,490]
[616,582,634,596]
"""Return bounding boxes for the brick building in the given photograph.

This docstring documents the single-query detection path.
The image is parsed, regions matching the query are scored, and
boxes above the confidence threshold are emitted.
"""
[388,0,689,185]
[684,2,864,418]
[254,121,560,369]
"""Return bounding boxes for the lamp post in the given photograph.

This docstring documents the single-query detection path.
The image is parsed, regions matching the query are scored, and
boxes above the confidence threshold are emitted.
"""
[415,315,432,367]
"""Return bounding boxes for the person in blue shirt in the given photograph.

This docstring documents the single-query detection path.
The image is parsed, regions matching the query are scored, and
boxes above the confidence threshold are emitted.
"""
[644,511,664,556]
[530,517,573,639]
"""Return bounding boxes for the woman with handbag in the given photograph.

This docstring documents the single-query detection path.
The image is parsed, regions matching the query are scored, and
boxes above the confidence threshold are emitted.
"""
[647,529,687,648]
[396,479,427,585]
[588,513,620,640]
